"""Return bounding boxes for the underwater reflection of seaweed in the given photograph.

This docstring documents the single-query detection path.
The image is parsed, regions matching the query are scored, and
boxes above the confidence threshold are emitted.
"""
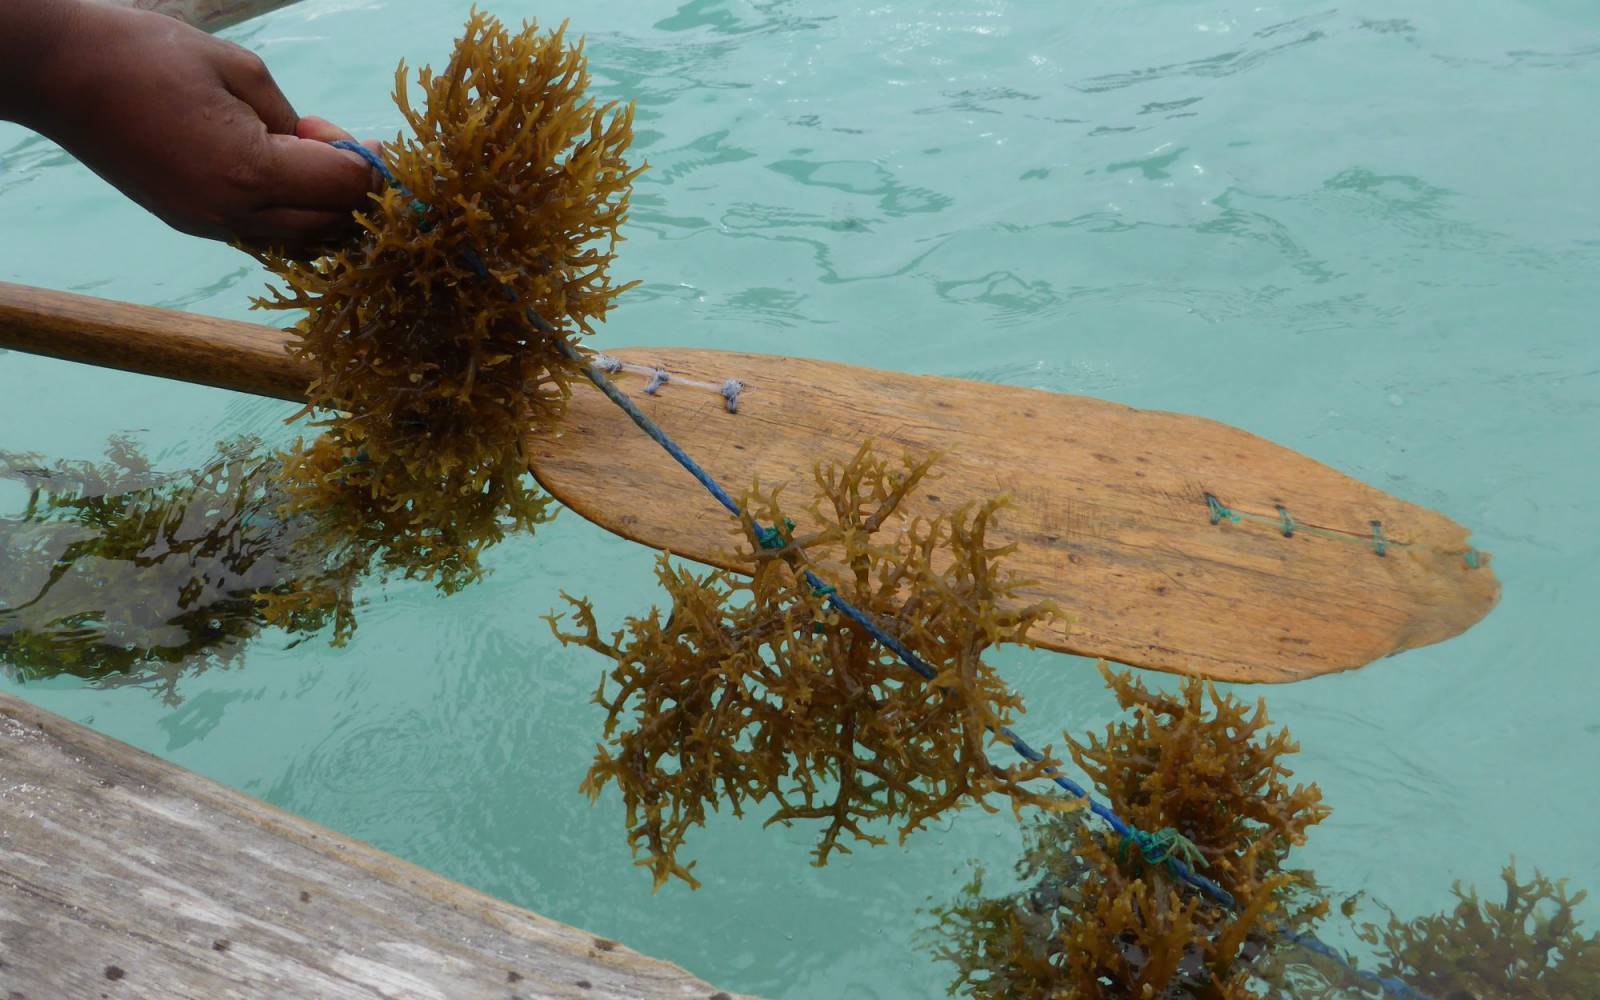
[0,438,351,703]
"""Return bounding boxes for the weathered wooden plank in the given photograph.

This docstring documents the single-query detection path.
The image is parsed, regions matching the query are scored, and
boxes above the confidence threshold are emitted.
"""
[0,692,754,1000]
[114,0,304,33]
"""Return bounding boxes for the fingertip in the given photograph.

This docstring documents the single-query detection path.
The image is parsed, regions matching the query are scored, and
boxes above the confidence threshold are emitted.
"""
[296,115,356,143]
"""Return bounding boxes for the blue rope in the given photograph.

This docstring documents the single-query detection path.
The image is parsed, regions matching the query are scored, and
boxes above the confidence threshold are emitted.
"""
[546,346,1236,905]
[344,148,1435,999]
[1288,930,1437,1000]
[332,140,430,222]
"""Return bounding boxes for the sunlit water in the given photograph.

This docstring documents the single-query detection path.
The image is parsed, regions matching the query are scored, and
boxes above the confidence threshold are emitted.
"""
[2,1,1597,996]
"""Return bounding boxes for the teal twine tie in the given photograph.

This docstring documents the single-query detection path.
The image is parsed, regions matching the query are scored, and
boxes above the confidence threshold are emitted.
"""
[1119,827,1205,871]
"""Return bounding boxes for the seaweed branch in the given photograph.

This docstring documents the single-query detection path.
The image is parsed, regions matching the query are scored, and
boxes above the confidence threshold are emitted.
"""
[252,10,640,634]
[928,666,1331,999]
[550,444,1068,889]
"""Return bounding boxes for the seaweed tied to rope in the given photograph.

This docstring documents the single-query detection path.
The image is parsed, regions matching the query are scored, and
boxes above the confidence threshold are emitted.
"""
[251,10,640,635]
[550,444,1070,889]
[928,665,1332,999]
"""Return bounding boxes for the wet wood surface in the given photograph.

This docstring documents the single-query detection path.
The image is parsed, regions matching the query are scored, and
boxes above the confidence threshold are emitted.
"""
[0,691,752,1000]
[0,282,1499,682]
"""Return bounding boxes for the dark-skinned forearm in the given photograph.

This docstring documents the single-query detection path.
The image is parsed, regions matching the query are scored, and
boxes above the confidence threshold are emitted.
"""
[0,0,92,127]
[1,0,374,253]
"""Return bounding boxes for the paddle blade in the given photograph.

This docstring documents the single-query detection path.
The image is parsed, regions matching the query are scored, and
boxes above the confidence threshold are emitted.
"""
[526,349,1499,683]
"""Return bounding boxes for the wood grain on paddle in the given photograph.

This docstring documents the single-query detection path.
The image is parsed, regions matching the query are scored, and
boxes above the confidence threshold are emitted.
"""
[0,282,1499,682]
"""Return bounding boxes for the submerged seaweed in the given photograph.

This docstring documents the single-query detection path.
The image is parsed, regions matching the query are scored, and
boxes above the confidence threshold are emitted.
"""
[0,439,351,702]
[550,444,1068,889]
[253,10,640,632]
[929,666,1331,999]
[1356,862,1600,999]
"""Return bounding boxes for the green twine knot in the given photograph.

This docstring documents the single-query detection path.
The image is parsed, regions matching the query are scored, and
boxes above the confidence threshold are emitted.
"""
[1204,493,1240,526]
[808,583,836,634]
[1119,827,1206,871]
[1275,503,1296,538]
[756,517,797,551]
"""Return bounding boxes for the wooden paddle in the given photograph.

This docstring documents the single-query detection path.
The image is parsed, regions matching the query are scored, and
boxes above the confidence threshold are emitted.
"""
[0,281,1499,682]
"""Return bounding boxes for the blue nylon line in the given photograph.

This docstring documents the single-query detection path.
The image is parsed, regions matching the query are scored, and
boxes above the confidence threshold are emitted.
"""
[343,149,1441,998]
[996,724,1233,907]
[1289,930,1438,1000]
[331,140,399,188]
[795,564,1227,908]
[554,337,743,518]
[333,139,422,206]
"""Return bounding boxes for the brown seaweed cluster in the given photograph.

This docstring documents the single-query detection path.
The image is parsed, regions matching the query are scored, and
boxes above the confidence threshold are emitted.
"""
[1357,862,1600,999]
[0,439,350,702]
[551,444,1069,889]
[930,665,1331,999]
[253,10,640,629]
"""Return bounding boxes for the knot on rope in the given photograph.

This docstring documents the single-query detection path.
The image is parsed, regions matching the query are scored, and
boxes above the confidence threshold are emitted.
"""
[808,583,837,633]
[1119,826,1206,870]
[720,378,745,413]
[755,517,797,551]
[1370,519,1387,557]
[592,354,624,374]
[644,367,670,395]
[1275,503,1296,538]
[1204,492,1240,525]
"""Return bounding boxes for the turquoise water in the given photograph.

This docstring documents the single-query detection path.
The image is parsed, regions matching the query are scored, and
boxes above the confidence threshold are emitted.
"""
[3,0,1598,995]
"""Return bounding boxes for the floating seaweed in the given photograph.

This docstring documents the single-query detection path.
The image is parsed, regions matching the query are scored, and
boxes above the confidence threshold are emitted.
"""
[1354,862,1600,999]
[252,9,641,630]
[550,444,1069,889]
[0,438,352,703]
[928,665,1331,999]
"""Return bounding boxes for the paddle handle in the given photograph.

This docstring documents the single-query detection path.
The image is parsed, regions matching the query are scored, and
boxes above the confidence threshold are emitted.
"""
[0,281,308,402]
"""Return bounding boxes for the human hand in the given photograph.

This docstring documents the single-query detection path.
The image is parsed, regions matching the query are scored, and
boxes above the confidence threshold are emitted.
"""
[20,1,377,257]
